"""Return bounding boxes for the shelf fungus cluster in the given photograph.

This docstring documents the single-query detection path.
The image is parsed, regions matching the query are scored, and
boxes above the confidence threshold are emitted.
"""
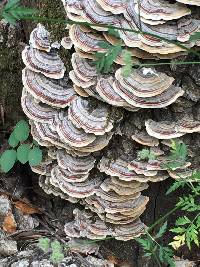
[145,117,200,139]
[62,0,200,58]
[69,52,184,110]
[20,0,200,243]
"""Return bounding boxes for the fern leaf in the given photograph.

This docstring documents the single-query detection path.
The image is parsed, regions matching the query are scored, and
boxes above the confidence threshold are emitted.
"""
[155,222,168,239]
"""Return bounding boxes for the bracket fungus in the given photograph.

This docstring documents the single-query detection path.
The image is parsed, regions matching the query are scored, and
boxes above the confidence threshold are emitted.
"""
[131,130,159,147]
[22,45,66,79]
[29,24,51,52]
[132,0,191,25]
[68,97,114,135]
[96,0,126,14]
[176,0,200,6]
[98,157,169,182]
[145,117,200,140]
[21,0,200,243]
[22,68,76,108]
[64,208,146,241]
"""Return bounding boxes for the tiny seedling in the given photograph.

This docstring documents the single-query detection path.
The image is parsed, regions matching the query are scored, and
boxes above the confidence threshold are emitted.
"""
[38,238,65,265]
[136,222,175,267]
[137,148,156,161]
[0,120,42,173]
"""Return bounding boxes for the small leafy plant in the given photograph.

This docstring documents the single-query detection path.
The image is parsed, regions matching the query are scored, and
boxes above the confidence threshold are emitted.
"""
[121,50,134,77]
[135,139,200,265]
[38,238,65,264]
[137,148,156,161]
[136,222,175,267]
[165,140,188,170]
[2,0,38,25]
[95,41,122,74]
[0,120,42,172]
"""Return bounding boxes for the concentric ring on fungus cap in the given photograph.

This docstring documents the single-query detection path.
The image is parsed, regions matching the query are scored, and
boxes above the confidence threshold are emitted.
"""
[145,119,185,139]
[30,23,51,52]
[21,90,59,124]
[133,0,191,24]
[68,97,114,135]
[69,24,107,53]
[98,157,169,182]
[113,79,184,108]
[131,130,159,147]
[115,67,175,98]
[22,68,76,108]
[57,149,96,174]
[81,0,118,26]
[96,0,126,14]
[22,46,66,79]
[57,115,96,148]
[71,53,97,82]
[100,177,149,195]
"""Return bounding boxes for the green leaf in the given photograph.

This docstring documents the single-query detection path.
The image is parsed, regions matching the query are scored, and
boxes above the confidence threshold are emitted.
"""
[4,0,20,11]
[189,170,200,181]
[176,216,191,226]
[137,149,156,161]
[170,227,186,234]
[14,120,30,142]
[121,50,134,77]
[51,240,63,252]
[28,147,42,166]
[166,180,185,195]
[8,132,19,148]
[0,150,17,173]
[38,238,50,252]
[135,237,152,251]
[159,246,164,262]
[2,11,17,25]
[95,43,122,74]
[2,0,38,25]
[98,41,111,49]
[17,144,30,164]
[168,140,188,165]
[50,251,64,264]
[161,247,175,267]
[107,28,120,38]
[189,32,200,41]
[155,222,168,239]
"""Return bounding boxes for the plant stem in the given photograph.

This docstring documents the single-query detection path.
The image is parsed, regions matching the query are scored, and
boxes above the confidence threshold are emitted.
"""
[148,206,179,233]
[153,254,162,267]
[137,61,200,67]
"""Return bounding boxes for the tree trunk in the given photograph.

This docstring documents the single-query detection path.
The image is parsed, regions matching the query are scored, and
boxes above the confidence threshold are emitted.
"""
[0,1,200,266]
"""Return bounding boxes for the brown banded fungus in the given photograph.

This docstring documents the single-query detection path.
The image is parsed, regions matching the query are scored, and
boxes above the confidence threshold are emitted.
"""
[68,97,114,135]
[21,0,200,242]
[56,149,96,174]
[22,68,76,108]
[29,24,51,52]
[145,117,200,139]
[64,208,146,241]
[98,157,169,182]
[132,0,191,25]
[176,0,200,6]
[22,45,66,79]
[96,0,126,14]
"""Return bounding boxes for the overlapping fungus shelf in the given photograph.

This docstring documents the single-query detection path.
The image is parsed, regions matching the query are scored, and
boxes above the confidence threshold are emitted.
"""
[20,0,200,242]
